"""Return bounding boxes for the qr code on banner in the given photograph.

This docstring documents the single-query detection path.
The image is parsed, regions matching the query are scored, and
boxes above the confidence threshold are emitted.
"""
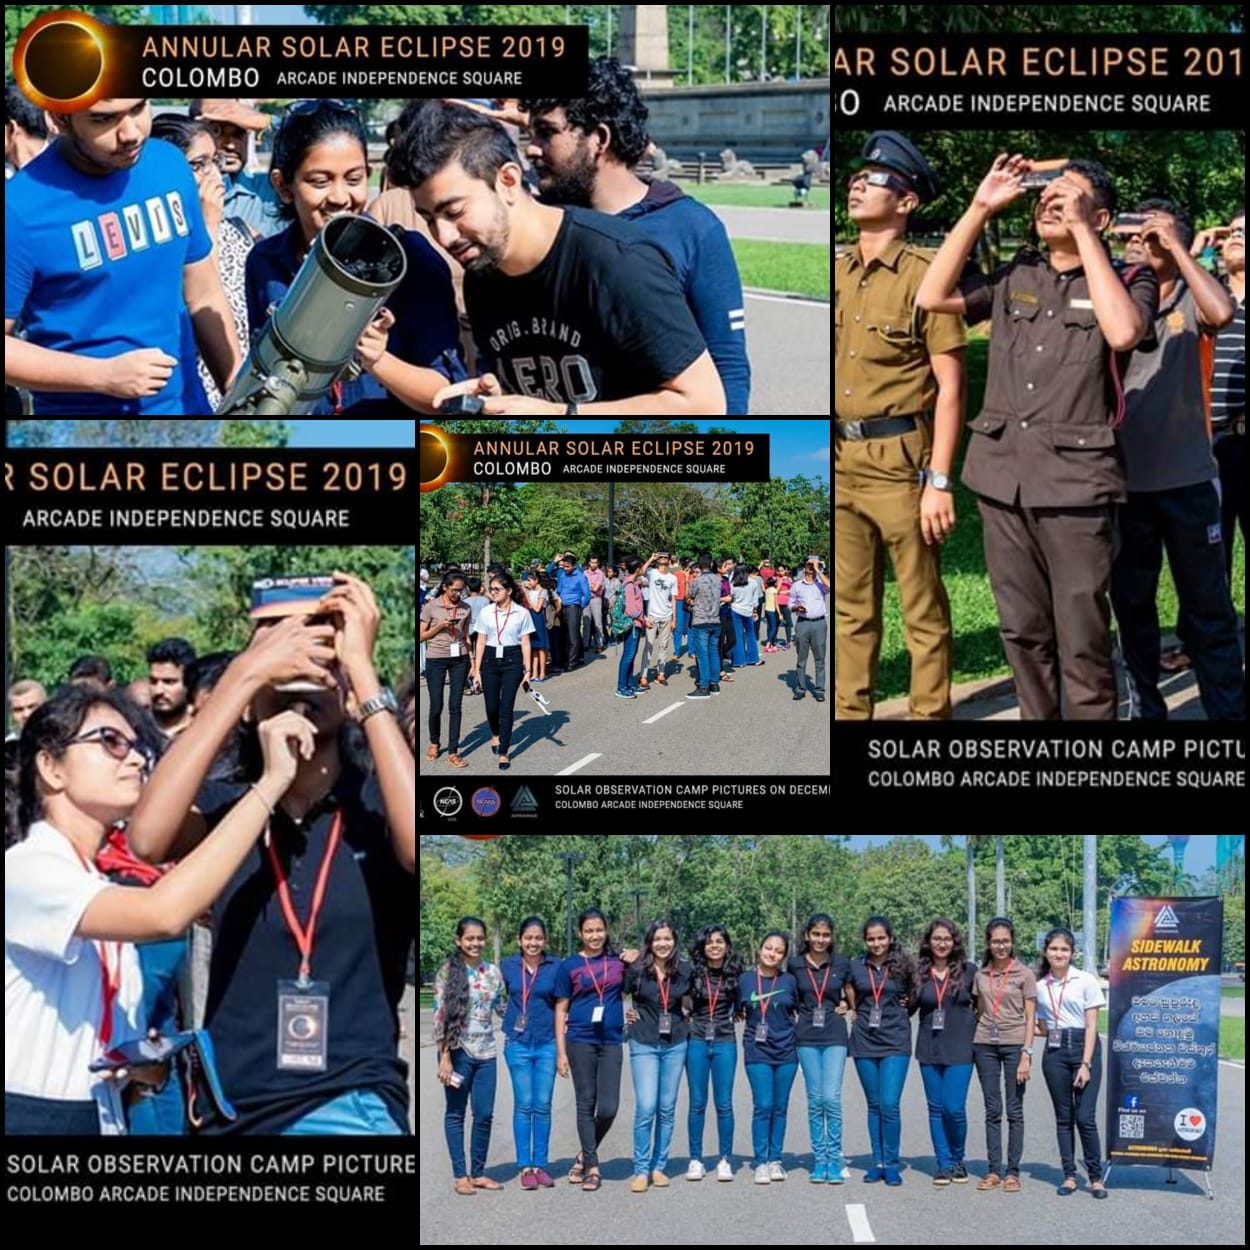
[1119,1114,1146,1139]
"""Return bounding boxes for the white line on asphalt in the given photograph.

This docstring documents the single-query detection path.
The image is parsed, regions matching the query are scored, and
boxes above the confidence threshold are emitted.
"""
[846,1203,875,1243]
[642,703,684,725]
[745,291,830,309]
[556,753,602,776]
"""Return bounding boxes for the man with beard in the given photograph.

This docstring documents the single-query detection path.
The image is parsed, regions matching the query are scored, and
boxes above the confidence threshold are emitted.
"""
[521,58,750,414]
[148,637,198,740]
[388,100,725,415]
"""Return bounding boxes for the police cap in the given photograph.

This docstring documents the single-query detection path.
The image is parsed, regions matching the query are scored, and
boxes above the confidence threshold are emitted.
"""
[852,131,940,204]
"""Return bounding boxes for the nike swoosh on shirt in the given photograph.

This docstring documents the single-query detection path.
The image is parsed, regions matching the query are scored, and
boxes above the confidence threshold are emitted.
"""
[750,989,784,1004]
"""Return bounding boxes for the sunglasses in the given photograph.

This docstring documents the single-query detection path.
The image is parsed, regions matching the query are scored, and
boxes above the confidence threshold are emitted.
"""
[67,726,152,766]
[488,586,505,594]
[848,170,914,196]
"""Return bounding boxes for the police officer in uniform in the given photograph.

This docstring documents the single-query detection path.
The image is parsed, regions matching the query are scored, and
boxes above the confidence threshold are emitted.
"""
[834,131,966,720]
[916,155,1160,720]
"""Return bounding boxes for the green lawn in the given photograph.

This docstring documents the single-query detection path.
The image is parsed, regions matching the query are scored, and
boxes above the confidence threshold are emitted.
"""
[1224,986,1245,998]
[1097,1010,1244,1061]
[731,240,830,299]
[871,332,1247,702]
[682,183,831,211]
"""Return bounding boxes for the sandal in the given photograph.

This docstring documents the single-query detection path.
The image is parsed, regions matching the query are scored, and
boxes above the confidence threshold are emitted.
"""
[1090,1181,1108,1199]
[568,1153,585,1185]
[977,1172,1001,1191]
[1003,1175,1021,1193]
[446,753,468,768]
[471,1177,503,1190]
[581,1171,602,1192]
[426,743,440,761]
[1057,1178,1078,1195]
[454,1177,475,1196]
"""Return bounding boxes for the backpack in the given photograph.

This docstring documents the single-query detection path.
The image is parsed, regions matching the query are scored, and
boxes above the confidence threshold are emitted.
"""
[609,591,634,638]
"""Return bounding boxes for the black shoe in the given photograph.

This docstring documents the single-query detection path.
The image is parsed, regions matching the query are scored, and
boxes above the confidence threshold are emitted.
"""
[686,687,712,700]
[491,744,499,755]
[951,1164,969,1184]
[813,693,825,702]
[708,683,721,695]
[793,690,806,700]
[933,1170,952,1187]
[499,758,511,770]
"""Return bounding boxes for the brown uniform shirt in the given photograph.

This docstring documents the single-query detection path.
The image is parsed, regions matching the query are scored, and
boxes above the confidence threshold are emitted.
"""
[834,239,966,422]
[972,961,1038,1047]
[420,595,472,660]
[959,247,1160,508]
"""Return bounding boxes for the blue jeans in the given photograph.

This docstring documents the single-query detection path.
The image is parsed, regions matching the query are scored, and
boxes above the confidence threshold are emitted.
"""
[797,1044,847,1168]
[918,1062,973,1171]
[766,611,779,646]
[283,1088,407,1135]
[745,1060,798,1168]
[690,622,719,688]
[617,624,641,693]
[854,1054,909,1168]
[505,1039,557,1169]
[674,599,688,656]
[733,612,760,665]
[686,1038,737,1162]
[442,1051,497,1177]
[630,1039,688,1174]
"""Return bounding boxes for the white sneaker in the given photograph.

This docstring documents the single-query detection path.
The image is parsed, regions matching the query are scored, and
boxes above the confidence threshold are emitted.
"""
[686,1160,705,1181]
[769,1161,786,1182]
[754,1164,771,1185]
[716,1158,734,1182]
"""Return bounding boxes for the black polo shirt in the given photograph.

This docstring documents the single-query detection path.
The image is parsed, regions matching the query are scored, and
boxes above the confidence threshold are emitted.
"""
[197,764,414,1135]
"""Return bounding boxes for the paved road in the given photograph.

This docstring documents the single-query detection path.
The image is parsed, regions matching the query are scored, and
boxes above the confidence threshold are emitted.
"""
[420,632,830,777]
[419,1015,1244,1245]
[712,205,832,246]
[744,293,830,415]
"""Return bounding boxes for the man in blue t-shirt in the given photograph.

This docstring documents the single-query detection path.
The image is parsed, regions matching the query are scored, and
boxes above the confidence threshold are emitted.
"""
[5,97,241,415]
[521,58,752,415]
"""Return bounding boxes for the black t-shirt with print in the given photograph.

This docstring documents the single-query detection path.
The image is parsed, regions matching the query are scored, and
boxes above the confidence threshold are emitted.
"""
[464,206,708,404]
[196,763,415,1135]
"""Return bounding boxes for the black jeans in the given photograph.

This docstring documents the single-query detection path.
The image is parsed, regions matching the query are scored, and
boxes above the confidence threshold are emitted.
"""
[1042,1032,1103,1181]
[564,604,585,667]
[425,655,469,753]
[566,1041,623,1170]
[480,645,526,754]
[5,1091,100,1135]
[973,1043,1025,1177]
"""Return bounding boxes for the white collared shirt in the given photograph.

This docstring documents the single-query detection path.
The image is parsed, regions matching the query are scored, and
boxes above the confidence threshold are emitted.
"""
[1036,967,1105,1031]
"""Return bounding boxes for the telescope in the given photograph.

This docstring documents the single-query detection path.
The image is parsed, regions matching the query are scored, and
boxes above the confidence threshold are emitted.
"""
[215,215,407,415]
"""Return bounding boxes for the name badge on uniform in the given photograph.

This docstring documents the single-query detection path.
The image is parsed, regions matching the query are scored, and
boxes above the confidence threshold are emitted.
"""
[591,1004,605,1024]
[450,642,461,657]
[496,644,505,660]
[989,1021,1001,1043]
[931,1009,946,1032]
[704,1024,716,1043]
[812,1006,827,1029]
[868,1006,882,1030]
[755,1023,768,1044]
[1069,298,1095,310]
[1048,1028,1062,1050]
[514,1013,528,1032]
[658,1012,673,1037]
[277,980,330,1072]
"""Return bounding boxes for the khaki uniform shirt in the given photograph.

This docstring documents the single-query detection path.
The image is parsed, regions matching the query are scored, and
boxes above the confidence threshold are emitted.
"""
[834,238,966,422]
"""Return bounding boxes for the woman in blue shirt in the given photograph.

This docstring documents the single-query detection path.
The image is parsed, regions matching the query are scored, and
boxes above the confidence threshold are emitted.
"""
[246,99,464,414]
[738,930,800,1185]
[499,916,559,1190]
[789,913,853,1184]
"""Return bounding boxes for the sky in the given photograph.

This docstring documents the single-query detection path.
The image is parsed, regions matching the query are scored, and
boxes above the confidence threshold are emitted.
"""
[289,419,415,448]
[846,835,1229,877]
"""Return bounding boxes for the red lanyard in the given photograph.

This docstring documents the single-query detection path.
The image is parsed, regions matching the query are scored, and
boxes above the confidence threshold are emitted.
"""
[756,972,776,1020]
[867,962,887,1007]
[582,953,608,1005]
[656,967,672,1013]
[931,967,951,1009]
[988,960,1017,1020]
[494,603,513,645]
[520,959,539,1015]
[806,958,832,1005]
[704,973,723,1023]
[442,595,463,636]
[265,810,343,985]
[1045,972,1069,1026]
[66,838,123,1045]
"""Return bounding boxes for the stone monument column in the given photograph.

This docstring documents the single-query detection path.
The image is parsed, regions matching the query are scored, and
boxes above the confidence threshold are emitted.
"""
[617,5,677,86]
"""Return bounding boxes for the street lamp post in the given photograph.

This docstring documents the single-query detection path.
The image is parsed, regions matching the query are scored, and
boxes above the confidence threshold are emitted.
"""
[559,852,584,955]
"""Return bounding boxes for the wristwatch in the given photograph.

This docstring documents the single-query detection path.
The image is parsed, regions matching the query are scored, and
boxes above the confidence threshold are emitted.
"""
[358,688,400,725]
[928,471,953,492]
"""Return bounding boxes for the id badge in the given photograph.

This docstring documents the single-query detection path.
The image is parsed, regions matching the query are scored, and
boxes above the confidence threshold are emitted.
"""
[514,1013,528,1032]
[754,1023,768,1044]
[812,1006,827,1029]
[277,980,330,1072]
[450,642,461,658]
[496,644,505,660]
[868,1006,882,1030]
[931,1008,946,1032]
[591,1004,605,1024]
[989,1021,1001,1043]
[1047,1028,1062,1050]
[704,1025,716,1043]
[659,1012,673,1037]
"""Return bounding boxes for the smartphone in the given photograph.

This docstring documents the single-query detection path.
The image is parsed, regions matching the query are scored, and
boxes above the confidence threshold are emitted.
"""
[439,393,485,415]
[1020,159,1070,191]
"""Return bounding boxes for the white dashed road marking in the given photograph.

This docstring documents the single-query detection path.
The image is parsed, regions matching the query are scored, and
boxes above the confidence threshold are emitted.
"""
[642,703,684,725]
[846,1203,876,1243]
[555,753,602,776]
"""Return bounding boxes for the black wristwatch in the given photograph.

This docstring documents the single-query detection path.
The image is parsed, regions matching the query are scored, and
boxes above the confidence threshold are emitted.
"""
[564,402,579,415]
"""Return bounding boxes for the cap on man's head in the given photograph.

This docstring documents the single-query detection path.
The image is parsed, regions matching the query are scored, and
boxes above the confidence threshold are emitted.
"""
[852,131,939,204]
[250,575,335,620]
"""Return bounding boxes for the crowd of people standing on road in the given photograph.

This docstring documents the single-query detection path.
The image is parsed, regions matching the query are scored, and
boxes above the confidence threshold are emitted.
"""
[433,911,1109,1198]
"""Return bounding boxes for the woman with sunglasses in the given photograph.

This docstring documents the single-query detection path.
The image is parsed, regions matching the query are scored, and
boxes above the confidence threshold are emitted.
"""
[246,99,465,414]
[419,571,472,767]
[473,572,534,770]
[5,685,312,1135]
